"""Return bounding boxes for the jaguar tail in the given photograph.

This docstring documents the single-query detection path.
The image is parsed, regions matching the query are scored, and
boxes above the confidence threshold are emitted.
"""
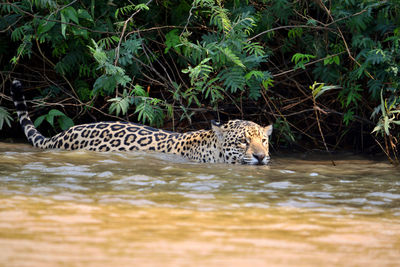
[11,80,49,148]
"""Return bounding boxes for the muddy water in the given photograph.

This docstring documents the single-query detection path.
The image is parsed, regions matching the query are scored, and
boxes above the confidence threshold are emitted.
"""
[0,142,399,267]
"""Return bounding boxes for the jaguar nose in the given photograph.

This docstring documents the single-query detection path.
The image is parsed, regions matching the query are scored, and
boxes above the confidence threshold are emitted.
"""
[252,153,265,164]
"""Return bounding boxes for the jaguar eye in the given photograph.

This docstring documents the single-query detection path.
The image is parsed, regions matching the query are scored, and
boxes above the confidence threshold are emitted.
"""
[262,138,268,144]
[238,138,247,145]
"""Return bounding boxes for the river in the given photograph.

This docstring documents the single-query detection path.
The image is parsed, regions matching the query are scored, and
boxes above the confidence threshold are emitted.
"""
[0,142,399,266]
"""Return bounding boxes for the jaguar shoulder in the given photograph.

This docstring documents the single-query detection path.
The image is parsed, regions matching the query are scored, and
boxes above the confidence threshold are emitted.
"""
[11,80,273,165]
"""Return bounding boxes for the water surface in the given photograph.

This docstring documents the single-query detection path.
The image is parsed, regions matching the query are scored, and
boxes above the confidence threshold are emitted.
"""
[0,143,399,266]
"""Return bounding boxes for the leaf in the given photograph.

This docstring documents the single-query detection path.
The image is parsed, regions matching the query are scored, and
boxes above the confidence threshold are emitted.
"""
[108,95,131,117]
[244,42,265,57]
[58,116,74,131]
[372,125,382,134]
[245,70,264,81]
[324,55,340,65]
[310,82,324,97]
[133,84,148,97]
[314,85,341,99]
[63,7,79,24]
[11,26,26,41]
[60,13,67,38]
[48,109,66,117]
[77,9,93,22]
[45,113,55,126]
[306,19,317,26]
[34,109,73,130]
[0,107,13,129]
[164,29,181,54]
[219,67,246,93]
[71,28,89,39]
[288,28,303,39]
[93,75,117,96]
[366,49,386,65]
[333,55,340,65]
[343,110,354,126]
[98,36,120,49]
[384,116,390,135]
[135,3,150,11]
[115,73,131,87]
[37,16,56,35]
[247,79,261,100]
[219,47,245,68]
[262,76,274,90]
[291,53,316,69]
[380,90,385,116]
[34,115,46,128]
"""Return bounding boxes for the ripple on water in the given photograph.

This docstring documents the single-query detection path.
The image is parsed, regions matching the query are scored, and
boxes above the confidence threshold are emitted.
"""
[29,186,55,194]
[52,183,90,191]
[22,162,46,171]
[97,159,120,164]
[96,171,114,178]
[109,175,152,185]
[22,163,97,177]
[242,202,270,208]
[302,191,334,199]
[180,181,223,191]
[266,181,296,189]
[277,199,332,209]
[367,192,400,200]
[52,192,93,202]
[339,179,354,183]
[338,198,368,205]
[160,166,173,170]
[110,175,169,191]
[0,175,24,182]
[279,170,296,174]
[98,195,156,206]
[195,174,215,180]
[182,193,215,199]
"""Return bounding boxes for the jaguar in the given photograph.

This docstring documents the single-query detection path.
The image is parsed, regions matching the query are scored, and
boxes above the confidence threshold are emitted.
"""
[11,80,273,165]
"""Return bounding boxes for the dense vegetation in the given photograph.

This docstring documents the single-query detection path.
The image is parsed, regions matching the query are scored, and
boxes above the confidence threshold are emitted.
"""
[0,0,399,163]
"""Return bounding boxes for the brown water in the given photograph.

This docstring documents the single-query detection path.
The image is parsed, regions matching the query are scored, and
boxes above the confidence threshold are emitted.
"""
[0,142,399,267]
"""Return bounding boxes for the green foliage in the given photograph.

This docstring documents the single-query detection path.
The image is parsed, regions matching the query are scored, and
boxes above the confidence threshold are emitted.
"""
[34,109,74,131]
[164,29,181,54]
[108,89,133,117]
[89,40,132,96]
[371,92,400,136]
[98,36,120,50]
[271,0,292,24]
[134,98,165,127]
[291,53,316,70]
[274,118,295,145]
[0,106,13,129]
[179,2,272,105]
[32,0,57,9]
[115,3,149,18]
[338,84,363,108]
[309,82,340,100]
[324,55,340,66]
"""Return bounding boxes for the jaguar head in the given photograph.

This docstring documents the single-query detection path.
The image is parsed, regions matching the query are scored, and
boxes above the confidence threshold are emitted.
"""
[212,120,273,165]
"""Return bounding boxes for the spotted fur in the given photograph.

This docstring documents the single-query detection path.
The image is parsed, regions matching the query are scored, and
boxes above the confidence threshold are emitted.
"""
[11,80,273,165]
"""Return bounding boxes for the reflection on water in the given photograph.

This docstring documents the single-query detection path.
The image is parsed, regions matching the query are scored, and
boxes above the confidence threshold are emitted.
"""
[0,142,399,266]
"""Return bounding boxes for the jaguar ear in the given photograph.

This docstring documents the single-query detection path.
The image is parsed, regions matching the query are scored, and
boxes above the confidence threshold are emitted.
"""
[264,124,273,136]
[211,120,221,126]
[211,120,224,140]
